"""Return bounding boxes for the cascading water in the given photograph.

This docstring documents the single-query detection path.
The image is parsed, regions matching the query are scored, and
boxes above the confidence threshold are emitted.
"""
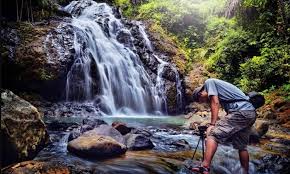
[45,0,183,116]
[137,23,183,114]
[61,0,164,115]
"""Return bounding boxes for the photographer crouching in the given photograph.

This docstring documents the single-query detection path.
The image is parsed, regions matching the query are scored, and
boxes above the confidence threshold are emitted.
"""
[190,78,257,174]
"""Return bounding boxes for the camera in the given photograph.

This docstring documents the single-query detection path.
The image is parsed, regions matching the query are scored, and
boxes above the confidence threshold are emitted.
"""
[197,125,208,133]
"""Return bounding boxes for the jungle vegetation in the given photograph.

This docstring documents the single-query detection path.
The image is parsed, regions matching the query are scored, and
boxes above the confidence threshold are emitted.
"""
[115,0,290,100]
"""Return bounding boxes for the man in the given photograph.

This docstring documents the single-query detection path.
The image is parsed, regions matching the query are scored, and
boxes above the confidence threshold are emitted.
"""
[191,78,256,174]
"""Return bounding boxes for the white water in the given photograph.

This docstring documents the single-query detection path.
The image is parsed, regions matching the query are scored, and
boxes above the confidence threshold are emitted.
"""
[44,0,184,116]
[63,1,162,115]
[137,23,184,114]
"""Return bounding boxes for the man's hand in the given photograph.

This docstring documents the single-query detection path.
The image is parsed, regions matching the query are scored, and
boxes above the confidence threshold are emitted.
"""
[206,125,214,137]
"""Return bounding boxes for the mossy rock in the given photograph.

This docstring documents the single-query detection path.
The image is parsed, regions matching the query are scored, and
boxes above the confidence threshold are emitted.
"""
[1,90,49,167]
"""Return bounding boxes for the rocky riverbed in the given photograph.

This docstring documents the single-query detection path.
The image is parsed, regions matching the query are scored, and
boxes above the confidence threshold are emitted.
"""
[2,107,290,174]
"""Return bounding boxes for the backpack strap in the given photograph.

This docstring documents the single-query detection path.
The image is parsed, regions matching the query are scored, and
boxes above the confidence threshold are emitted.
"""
[219,98,249,103]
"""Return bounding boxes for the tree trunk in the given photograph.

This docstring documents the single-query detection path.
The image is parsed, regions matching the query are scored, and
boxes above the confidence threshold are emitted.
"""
[20,0,23,21]
[30,0,33,22]
[26,0,30,22]
[16,0,19,21]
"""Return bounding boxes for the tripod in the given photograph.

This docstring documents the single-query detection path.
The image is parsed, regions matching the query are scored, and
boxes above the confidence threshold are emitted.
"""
[191,126,207,161]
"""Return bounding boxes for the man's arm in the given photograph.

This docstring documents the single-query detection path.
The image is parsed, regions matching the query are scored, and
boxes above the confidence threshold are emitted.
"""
[210,95,219,125]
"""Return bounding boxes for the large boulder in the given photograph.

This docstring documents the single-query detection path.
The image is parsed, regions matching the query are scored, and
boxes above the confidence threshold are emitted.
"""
[1,90,49,167]
[83,125,125,144]
[67,133,127,158]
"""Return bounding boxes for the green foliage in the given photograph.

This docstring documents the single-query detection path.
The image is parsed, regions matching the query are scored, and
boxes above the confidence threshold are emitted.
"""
[193,17,237,61]
[114,0,135,17]
[116,0,289,93]
[281,83,290,101]
[240,45,290,91]
[206,28,258,83]
[136,0,226,48]
[243,0,268,8]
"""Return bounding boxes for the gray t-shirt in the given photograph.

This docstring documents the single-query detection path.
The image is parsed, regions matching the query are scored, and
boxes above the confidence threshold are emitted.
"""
[204,78,255,112]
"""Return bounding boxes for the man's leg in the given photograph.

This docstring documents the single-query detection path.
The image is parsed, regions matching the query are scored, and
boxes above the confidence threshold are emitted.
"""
[202,137,218,167]
[239,150,249,174]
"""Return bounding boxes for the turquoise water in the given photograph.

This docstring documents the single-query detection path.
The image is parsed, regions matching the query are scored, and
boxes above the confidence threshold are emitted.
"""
[103,115,187,128]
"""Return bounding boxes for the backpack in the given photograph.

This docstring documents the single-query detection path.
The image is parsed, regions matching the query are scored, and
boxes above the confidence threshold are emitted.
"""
[221,91,265,109]
[247,91,265,109]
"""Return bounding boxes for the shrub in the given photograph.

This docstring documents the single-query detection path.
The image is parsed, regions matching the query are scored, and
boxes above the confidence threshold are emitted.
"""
[206,28,258,83]
[239,44,290,91]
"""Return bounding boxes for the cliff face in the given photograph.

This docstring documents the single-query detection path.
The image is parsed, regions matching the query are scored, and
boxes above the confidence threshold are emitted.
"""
[1,20,75,101]
[1,1,187,115]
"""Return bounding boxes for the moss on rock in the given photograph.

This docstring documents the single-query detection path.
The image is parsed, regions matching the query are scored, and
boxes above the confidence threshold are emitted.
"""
[1,90,49,167]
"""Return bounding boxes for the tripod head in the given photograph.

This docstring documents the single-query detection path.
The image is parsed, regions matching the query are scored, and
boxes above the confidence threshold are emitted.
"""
[197,125,207,135]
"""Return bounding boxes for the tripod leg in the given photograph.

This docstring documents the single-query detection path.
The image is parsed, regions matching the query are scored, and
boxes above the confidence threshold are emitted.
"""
[201,135,205,161]
[191,136,201,160]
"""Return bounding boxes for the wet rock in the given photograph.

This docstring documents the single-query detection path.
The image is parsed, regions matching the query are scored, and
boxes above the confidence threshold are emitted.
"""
[45,120,79,131]
[2,21,75,101]
[112,121,132,135]
[68,130,82,142]
[84,125,125,144]
[263,143,290,156]
[68,118,108,141]
[116,29,134,48]
[257,154,290,173]
[1,161,70,174]
[249,120,269,143]
[189,122,197,130]
[254,120,269,137]
[124,133,154,150]
[170,139,191,150]
[262,110,276,119]
[82,118,108,127]
[1,90,49,167]
[0,28,20,60]
[67,134,127,158]
[44,102,100,118]
[183,114,209,129]
[130,128,153,137]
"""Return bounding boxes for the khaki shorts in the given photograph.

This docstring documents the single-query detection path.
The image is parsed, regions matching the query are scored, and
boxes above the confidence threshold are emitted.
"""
[208,110,256,150]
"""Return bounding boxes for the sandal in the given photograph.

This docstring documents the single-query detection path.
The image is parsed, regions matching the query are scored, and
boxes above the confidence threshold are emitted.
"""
[191,165,210,174]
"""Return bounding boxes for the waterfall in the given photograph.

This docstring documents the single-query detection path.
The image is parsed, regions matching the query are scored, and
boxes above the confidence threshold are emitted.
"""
[137,23,184,114]
[63,0,159,115]
[45,0,183,116]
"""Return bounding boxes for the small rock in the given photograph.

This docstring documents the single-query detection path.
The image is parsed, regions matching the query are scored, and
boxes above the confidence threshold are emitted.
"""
[125,133,154,150]
[255,120,269,137]
[171,139,191,150]
[112,121,131,135]
[130,128,153,137]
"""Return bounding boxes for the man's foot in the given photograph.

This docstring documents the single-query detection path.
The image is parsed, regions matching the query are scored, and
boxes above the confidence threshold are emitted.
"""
[191,165,210,174]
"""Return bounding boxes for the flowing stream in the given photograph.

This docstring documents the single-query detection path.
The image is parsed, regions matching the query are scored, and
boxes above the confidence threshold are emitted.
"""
[38,115,281,174]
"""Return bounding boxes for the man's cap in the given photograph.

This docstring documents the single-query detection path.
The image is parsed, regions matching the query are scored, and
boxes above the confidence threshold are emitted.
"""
[192,85,204,102]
